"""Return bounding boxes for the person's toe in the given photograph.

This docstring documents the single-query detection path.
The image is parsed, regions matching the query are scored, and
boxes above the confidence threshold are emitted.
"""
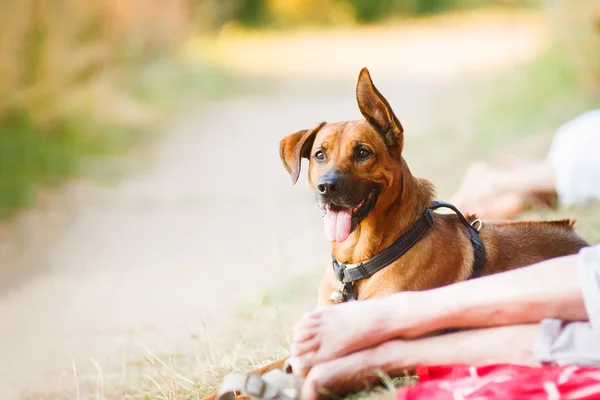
[286,355,313,378]
[290,351,320,377]
[303,362,337,400]
[290,336,320,357]
[301,374,320,400]
[301,357,360,400]
[291,323,318,343]
[292,310,321,332]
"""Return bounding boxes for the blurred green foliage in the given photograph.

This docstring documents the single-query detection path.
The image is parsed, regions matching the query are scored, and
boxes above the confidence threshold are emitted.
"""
[0,0,192,217]
[196,0,533,29]
[343,0,468,22]
[549,0,600,95]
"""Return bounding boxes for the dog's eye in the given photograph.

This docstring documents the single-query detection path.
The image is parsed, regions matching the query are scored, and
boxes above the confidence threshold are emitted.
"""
[356,147,372,161]
[314,150,325,161]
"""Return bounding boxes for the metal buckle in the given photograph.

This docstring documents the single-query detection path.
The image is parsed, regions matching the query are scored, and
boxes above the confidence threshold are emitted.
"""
[332,259,346,282]
[245,374,266,398]
[471,219,483,232]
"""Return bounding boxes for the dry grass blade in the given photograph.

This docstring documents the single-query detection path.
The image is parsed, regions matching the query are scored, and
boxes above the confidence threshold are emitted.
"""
[144,374,168,400]
[143,353,197,398]
[72,359,81,400]
[375,370,396,392]
[145,356,168,382]
[143,345,196,385]
[170,354,177,399]
[90,358,105,400]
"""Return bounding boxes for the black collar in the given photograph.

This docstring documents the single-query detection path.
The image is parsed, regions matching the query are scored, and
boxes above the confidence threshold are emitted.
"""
[329,201,485,303]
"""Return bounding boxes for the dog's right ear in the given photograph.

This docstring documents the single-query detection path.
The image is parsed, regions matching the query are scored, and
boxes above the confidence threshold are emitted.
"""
[356,67,404,151]
[279,121,326,185]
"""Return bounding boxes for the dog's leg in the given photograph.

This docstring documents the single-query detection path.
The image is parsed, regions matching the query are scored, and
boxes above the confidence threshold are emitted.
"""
[201,357,289,400]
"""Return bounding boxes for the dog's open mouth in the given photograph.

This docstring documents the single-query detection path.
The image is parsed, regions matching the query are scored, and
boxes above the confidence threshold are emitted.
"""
[323,190,378,243]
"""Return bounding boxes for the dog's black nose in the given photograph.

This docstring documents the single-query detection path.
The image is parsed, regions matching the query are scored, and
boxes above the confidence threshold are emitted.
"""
[317,174,343,195]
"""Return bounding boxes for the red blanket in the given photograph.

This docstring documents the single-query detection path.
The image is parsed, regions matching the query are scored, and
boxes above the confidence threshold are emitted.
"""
[396,364,600,399]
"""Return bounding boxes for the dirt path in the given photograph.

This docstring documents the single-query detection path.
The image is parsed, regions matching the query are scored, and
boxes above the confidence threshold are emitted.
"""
[0,13,546,399]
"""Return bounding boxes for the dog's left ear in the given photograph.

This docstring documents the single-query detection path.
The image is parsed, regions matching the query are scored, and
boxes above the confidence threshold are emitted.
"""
[280,121,326,185]
[356,67,404,150]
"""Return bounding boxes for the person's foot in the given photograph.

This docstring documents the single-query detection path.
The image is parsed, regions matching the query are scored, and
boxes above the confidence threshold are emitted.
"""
[302,340,407,400]
[463,191,528,220]
[451,162,529,219]
[289,292,429,373]
[451,161,498,211]
[301,324,538,400]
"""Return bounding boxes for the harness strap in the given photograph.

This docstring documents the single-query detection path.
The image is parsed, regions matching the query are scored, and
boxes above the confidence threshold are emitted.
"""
[331,201,486,302]
[332,208,435,284]
[429,200,486,279]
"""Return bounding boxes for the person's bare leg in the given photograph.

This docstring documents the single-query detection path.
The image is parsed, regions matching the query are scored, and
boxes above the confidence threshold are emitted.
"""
[302,324,539,400]
[290,254,584,372]
[450,160,556,219]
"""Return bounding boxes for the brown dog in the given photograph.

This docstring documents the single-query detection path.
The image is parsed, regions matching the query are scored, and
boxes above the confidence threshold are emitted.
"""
[204,68,588,399]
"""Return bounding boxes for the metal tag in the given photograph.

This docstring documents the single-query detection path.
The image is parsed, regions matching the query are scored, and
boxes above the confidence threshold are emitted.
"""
[329,282,346,303]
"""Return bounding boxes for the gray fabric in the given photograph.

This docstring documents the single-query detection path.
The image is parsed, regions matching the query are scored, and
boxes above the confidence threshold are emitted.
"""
[534,245,600,366]
[535,319,600,366]
[579,245,600,334]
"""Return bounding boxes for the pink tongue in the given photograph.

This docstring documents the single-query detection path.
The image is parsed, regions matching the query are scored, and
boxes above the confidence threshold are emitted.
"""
[324,209,352,242]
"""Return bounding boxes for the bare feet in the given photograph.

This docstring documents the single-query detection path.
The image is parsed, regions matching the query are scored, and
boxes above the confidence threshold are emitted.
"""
[290,292,436,373]
[451,162,498,211]
[464,191,528,220]
[301,324,539,400]
[451,162,529,219]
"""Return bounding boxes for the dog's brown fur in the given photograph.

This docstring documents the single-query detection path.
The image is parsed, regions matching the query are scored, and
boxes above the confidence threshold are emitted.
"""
[203,68,588,399]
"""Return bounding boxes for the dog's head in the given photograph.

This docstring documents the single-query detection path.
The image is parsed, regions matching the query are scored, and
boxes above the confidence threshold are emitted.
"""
[280,68,407,243]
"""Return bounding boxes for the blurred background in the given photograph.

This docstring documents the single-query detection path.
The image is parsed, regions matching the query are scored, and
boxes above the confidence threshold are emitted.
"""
[0,0,599,399]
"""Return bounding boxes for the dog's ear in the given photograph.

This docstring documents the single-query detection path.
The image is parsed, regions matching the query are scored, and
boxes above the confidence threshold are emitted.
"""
[356,67,404,150]
[280,121,326,185]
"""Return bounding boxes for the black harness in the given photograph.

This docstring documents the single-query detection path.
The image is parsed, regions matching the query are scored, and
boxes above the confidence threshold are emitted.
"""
[330,201,485,303]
